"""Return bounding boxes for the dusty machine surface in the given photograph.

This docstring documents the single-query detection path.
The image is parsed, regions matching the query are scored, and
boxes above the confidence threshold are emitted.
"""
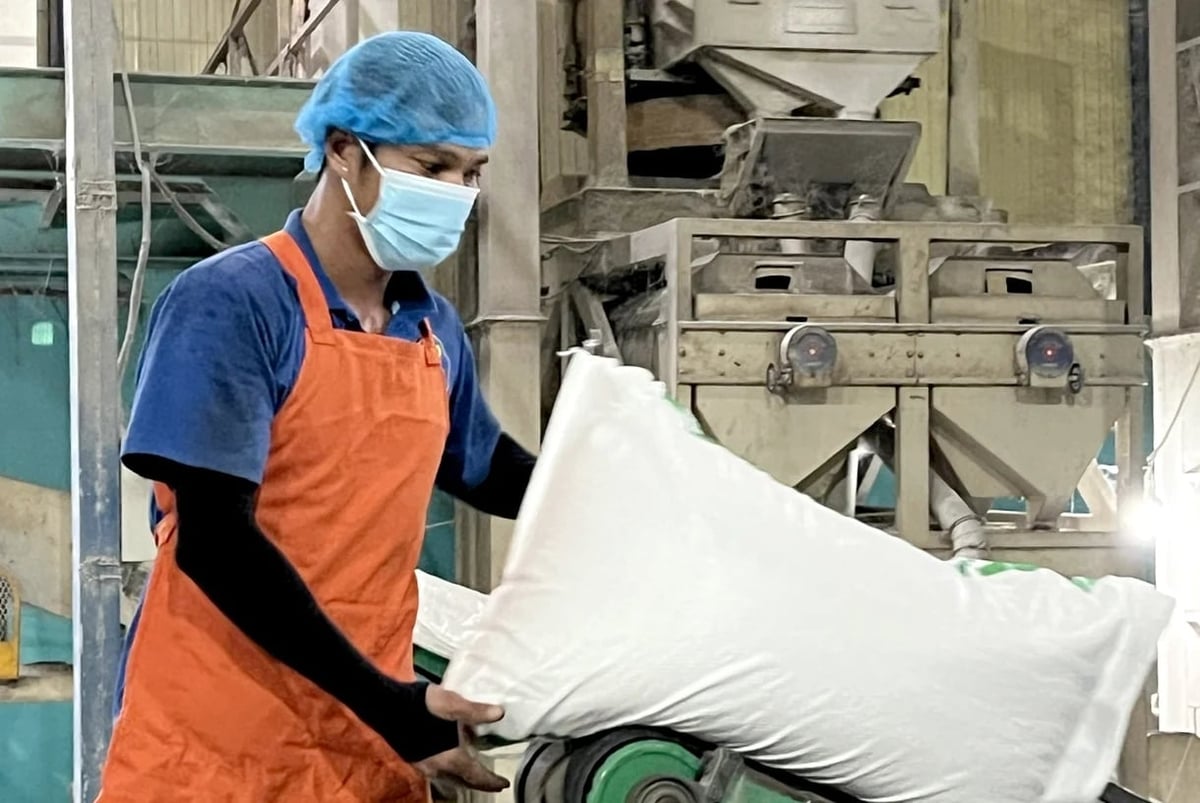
[543,0,1148,580]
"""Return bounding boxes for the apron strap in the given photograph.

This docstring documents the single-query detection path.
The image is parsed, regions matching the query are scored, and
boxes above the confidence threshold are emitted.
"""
[418,318,442,367]
[261,231,336,345]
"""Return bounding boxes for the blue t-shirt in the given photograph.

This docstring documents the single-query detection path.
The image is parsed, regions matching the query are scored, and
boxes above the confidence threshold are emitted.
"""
[114,209,501,712]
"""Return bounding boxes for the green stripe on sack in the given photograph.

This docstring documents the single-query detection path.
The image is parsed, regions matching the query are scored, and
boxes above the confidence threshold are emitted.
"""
[663,395,717,442]
[956,559,1097,591]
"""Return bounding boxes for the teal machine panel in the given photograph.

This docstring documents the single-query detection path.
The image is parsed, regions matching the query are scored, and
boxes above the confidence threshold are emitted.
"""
[0,67,317,490]
[0,606,72,803]
[0,700,72,803]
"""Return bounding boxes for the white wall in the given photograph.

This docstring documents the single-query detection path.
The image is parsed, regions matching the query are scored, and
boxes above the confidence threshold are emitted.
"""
[120,467,156,564]
[1147,0,1200,747]
[1150,334,1200,736]
[0,0,38,66]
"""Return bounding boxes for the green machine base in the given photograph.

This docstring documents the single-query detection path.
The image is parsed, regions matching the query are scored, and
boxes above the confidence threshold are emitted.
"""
[513,730,1153,803]
[414,645,449,681]
[414,646,1151,803]
[514,729,847,803]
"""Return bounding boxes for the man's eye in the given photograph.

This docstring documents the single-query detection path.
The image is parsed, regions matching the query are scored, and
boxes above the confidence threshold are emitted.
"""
[465,171,482,188]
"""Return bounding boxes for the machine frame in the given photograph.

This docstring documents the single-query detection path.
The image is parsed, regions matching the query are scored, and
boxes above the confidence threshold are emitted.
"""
[560,216,1146,559]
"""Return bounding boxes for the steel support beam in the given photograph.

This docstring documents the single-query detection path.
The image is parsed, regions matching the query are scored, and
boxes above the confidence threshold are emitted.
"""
[265,0,346,76]
[458,0,542,593]
[63,0,123,799]
[1148,0,1180,334]
[585,0,629,187]
[201,0,266,74]
[947,0,981,196]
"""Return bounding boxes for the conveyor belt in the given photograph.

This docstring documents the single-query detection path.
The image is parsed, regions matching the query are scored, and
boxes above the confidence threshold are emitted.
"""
[415,646,1151,803]
[514,728,1153,803]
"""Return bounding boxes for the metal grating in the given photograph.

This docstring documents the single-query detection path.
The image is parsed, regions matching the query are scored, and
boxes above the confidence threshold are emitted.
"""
[0,575,13,642]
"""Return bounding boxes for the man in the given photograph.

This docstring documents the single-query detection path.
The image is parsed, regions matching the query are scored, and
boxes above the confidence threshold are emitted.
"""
[99,31,535,802]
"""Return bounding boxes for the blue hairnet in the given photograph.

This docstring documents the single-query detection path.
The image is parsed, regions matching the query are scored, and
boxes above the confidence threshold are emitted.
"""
[295,31,497,174]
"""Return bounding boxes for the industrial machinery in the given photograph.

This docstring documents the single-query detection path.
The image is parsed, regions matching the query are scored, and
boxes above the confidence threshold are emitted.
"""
[543,0,1147,579]
[413,646,1153,803]
[0,4,1155,796]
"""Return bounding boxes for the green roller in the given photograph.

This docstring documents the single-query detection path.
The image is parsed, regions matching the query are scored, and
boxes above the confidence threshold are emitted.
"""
[585,740,701,803]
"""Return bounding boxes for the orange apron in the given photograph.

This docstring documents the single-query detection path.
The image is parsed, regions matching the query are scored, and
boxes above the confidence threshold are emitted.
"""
[99,231,449,802]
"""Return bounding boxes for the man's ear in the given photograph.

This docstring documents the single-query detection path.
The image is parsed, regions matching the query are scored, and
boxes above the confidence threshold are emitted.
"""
[324,130,361,177]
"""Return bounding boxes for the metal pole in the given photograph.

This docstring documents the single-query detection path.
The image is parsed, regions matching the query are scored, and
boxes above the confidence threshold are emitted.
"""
[1127,0,1152,318]
[585,0,629,187]
[460,0,543,592]
[1147,0,1180,335]
[947,0,980,197]
[64,0,123,798]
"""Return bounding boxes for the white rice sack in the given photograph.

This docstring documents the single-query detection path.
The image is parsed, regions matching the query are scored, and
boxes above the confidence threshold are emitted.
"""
[442,352,1175,803]
[414,570,486,661]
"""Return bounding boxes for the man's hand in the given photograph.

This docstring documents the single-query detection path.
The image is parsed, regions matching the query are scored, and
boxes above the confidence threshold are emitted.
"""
[415,686,509,793]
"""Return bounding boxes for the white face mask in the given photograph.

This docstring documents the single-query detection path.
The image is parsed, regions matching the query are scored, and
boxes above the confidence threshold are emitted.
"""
[342,140,480,273]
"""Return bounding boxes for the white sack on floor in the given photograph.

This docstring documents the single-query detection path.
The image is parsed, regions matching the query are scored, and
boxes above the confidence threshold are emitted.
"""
[441,353,1176,803]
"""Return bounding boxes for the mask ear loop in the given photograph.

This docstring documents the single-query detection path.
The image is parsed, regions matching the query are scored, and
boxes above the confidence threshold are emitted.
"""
[342,137,386,221]
[341,176,368,221]
[356,137,387,174]
[360,136,481,203]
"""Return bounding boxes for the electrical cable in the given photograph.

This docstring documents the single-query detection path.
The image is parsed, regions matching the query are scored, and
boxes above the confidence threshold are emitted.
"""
[111,4,235,403]
[110,7,152,412]
[116,69,152,388]
[147,169,233,252]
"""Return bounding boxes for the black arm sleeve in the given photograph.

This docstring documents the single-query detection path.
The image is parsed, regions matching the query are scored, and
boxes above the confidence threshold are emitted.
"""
[142,457,459,763]
[439,433,536,520]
